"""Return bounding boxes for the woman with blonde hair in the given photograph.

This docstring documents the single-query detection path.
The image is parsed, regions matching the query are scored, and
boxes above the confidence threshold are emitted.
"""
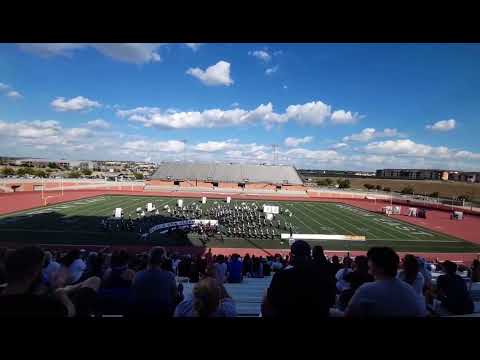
[174,277,236,317]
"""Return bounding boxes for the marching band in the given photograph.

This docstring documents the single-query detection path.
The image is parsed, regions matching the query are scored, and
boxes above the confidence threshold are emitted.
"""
[101,199,296,242]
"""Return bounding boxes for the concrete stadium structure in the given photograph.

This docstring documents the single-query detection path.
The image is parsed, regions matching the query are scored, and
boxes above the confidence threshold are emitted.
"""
[146,163,305,192]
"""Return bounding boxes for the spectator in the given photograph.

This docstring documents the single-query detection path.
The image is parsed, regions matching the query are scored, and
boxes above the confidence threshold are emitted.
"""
[435,260,474,315]
[96,250,134,315]
[205,248,213,266]
[213,255,228,283]
[331,255,342,274]
[161,255,174,274]
[79,252,105,282]
[243,254,252,277]
[262,240,336,318]
[345,247,427,317]
[129,247,177,318]
[227,254,243,283]
[418,257,433,291]
[198,256,207,278]
[53,249,86,287]
[42,251,61,287]
[398,255,424,296]
[0,246,74,317]
[102,250,135,289]
[312,245,335,279]
[263,258,271,277]
[174,277,236,317]
[189,256,201,283]
[471,259,480,283]
[271,256,284,272]
[177,256,191,278]
[337,256,374,311]
[335,257,353,293]
[251,256,264,278]
[172,254,181,275]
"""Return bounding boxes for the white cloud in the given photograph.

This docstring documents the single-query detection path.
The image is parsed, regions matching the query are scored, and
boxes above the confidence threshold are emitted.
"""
[195,140,237,152]
[51,96,101,112]
[186,61,233,86]
[0,82,22,99]
[92,44,162,64]
[265,65,279,75]
[283,85,288,89]
[123,140,185,153]
[453,150,480,160]
[6,91,22,99]
[285,148,345,162]
[64,127,92,139]
[332,142,348,149]
[343,128,401,142]
[117,100,361,130]
[364,139,452,158]
[191,140,270,164]
[117,102,285,129]
[284,136,313,147]
[18,43,164,64]
[86,119,111,130]
[0,120,92,149]
[231,102,240,108]
[426,119,456,132]
[248,50,271,62]
[185,43,202,51]
[285,101,331,125]
[17,43,87,57]
[331,110,361,124]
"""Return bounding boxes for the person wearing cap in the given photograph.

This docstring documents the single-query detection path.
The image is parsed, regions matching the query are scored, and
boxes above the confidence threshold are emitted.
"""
[261,240,336,318]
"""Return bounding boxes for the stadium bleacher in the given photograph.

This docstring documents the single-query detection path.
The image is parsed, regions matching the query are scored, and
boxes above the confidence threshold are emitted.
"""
[150,163,304,185]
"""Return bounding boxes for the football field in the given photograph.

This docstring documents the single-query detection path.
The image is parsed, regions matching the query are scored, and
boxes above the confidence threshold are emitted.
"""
[0,194,478,253]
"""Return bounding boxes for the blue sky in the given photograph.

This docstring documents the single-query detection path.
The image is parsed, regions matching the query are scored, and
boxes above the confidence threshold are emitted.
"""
[0,43,479,170]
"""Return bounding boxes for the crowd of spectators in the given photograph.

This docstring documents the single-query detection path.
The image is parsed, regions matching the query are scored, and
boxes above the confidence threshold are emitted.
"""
[0,243,478,318]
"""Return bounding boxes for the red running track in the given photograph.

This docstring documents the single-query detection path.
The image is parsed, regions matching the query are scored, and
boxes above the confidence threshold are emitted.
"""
[0,189,479,262]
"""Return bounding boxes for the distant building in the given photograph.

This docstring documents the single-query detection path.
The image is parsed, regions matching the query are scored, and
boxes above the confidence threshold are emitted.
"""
[376,168,480,183]
[298,169,375,178]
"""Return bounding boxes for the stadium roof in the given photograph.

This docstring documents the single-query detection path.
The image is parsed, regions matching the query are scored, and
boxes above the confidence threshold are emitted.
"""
[151,163,303,185]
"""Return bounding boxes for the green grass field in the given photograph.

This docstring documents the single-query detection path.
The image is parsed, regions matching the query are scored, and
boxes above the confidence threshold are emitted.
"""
[0,194,478,253]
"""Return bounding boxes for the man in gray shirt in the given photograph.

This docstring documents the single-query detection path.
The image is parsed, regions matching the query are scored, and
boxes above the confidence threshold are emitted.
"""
[345,247,427,317]
[129,246,177,318]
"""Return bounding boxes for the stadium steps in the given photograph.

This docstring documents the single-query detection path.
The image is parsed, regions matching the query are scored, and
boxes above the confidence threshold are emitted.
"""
[180,276,272,316]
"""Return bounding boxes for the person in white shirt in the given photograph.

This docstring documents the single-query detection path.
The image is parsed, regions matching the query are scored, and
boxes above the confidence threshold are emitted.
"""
[335,257,353,292]
[213,255,228,284]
